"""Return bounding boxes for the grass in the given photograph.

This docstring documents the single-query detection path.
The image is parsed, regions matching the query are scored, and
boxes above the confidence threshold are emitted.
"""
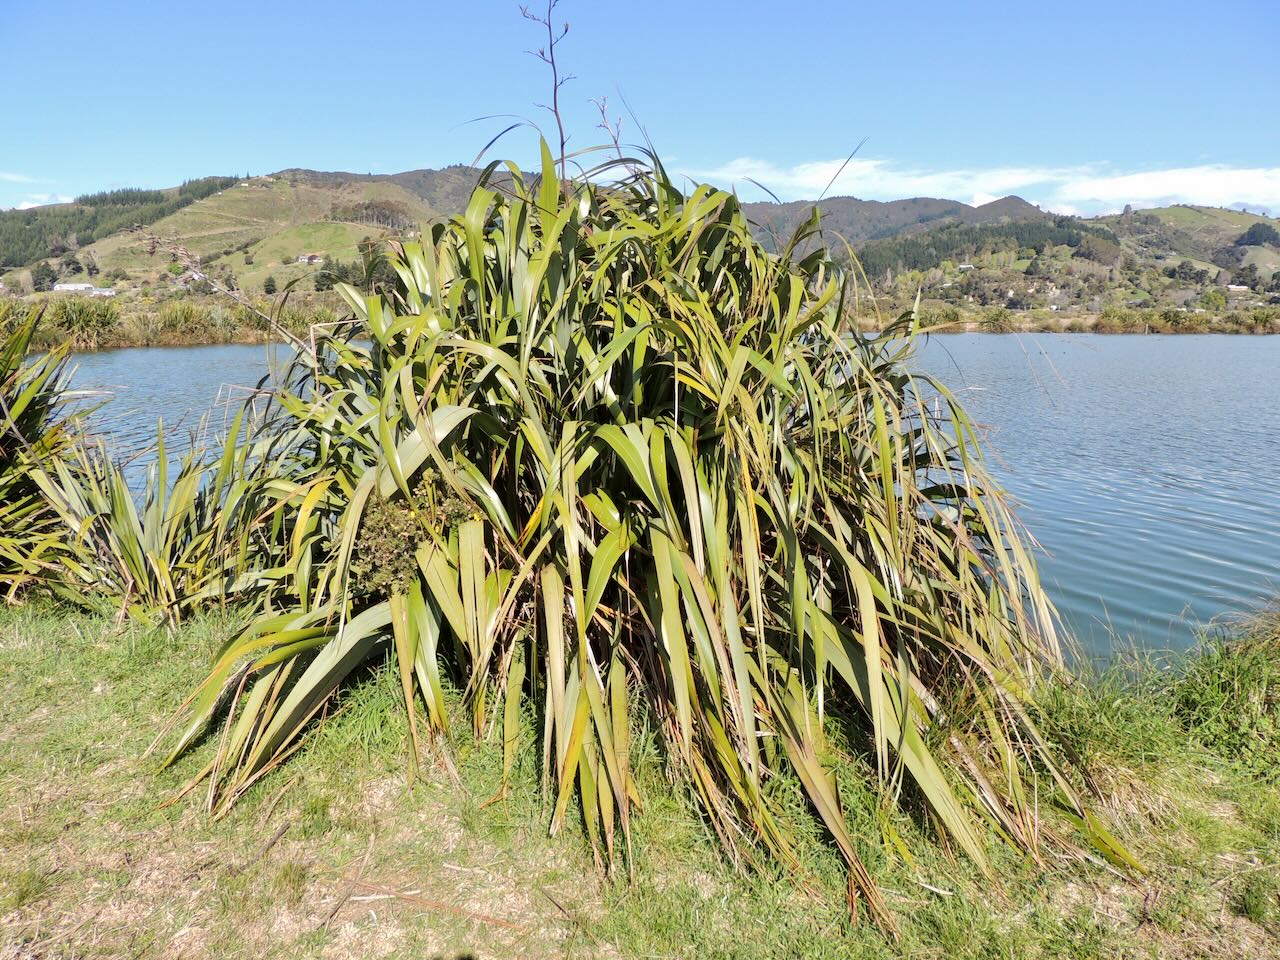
[1168,614,1280,783]
[1148,206,1273,234]
[1,601,1277,958]
[228,221,378,290]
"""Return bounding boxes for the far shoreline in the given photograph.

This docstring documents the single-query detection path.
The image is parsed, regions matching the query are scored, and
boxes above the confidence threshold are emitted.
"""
[7,290,1279,354]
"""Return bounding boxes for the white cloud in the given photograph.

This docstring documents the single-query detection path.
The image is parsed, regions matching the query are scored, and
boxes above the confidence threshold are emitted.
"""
[0,171,37,184]
[13,193,74,210]
[683,157,1280,216]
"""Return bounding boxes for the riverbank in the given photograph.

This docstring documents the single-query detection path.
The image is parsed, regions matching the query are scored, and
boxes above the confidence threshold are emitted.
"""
[907,303,1280,335]
[2,293,347,353]
[2,603,1276,959]
[5,294,1280,354]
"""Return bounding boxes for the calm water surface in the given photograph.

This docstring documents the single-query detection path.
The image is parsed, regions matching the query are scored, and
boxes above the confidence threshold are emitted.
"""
[67,335,1280,653]
[916,334,1280,652]
[67,343,290,473]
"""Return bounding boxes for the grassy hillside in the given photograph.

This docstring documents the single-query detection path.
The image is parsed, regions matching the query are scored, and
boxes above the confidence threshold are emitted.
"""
[845,201,1280,318]
[209,221,385,291]
[0,177,239,269]
[85,178,427,280]
[0,168,486,295]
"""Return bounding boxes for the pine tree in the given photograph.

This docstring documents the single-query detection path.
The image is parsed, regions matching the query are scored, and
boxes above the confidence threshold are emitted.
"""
[31,261,56,292]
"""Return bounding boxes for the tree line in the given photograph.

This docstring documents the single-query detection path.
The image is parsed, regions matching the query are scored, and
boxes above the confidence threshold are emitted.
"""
[328,199,415,231]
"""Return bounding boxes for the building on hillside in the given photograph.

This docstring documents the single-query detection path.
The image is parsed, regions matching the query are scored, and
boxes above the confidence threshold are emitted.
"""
[1226,284,1251,294]
[296,253,324,265]
[90,287,116,297]
[52,282,96,293]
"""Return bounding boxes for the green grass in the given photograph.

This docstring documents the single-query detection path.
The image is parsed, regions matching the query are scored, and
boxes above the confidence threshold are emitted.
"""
[1168,613,1280,783]
[1146,205,1276,244]
[229,221,383,290]
[1242,246,1280,279]
[2,602,1277,958]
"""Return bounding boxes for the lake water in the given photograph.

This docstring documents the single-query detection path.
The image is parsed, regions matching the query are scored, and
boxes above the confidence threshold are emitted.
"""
[66,343,293,472]
[65,335,1280,653]
[916,334,1280,652]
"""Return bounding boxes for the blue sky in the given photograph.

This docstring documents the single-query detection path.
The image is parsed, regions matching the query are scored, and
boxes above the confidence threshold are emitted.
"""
[2,0,1278,214]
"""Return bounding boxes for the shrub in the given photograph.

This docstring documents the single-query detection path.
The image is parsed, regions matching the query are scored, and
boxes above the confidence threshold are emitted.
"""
[34,422,269,624]
[158,300,208,333]
[120,311,164,346]
[156,145,1130,931]
[917,305,961,327]
[51,297,120,348]
[1096,307,1143,333]
[981,306,1013,330]
[206,305,238,342]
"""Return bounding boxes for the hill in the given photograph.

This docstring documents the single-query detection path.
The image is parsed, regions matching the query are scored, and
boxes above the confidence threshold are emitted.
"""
[0,167,486,295]
[1,167,1053,295]
[855,202,1280,317]
[740,193,1048,248]
[78,167,485,292]
[2,165,1277,316]
[0,177,240,269]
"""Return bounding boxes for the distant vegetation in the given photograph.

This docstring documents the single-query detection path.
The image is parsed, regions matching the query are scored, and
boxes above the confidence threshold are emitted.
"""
[1239,222,1280,247]
[856,218,1119,279]
[851,202,1280,319]
[328,198,416,230]
[5,291,341,351]
[0,176,239,268]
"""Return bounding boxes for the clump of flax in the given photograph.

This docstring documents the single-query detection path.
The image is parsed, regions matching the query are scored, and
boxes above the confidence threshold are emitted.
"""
[350,469,472,597]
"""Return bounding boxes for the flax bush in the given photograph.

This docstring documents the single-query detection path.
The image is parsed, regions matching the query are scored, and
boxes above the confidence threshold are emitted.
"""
[141,146,1135,931]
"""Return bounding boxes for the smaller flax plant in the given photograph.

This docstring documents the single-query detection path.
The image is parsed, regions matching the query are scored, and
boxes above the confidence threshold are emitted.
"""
[0,308,80,598]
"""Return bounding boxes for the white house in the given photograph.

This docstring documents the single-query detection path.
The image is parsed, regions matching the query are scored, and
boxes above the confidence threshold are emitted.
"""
[958,263,976,272]
[296,253,324,265]
[1226,284,1250,293]
[52,282,95,293]
[90,287,116,297]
